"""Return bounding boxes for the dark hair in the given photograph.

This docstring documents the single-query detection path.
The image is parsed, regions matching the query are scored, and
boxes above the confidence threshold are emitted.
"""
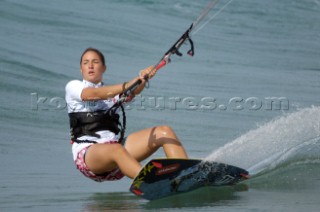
[80,47,106,66]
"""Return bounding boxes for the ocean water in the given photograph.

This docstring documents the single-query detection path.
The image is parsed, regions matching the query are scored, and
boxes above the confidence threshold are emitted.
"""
[1,0,320,211]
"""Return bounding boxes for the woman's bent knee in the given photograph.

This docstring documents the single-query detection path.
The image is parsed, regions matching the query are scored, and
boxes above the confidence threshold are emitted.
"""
[156,125,175,136]
[155,125,184,146]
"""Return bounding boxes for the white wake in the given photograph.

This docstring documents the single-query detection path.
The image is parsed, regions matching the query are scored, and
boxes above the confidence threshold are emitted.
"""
[205,106,320,175]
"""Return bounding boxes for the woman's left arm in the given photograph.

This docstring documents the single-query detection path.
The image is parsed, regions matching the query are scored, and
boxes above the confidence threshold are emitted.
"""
[132,66,156,95]
[125,66,156,95]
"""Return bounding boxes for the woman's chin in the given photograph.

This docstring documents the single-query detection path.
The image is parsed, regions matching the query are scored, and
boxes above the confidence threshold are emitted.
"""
[84,76,101,84]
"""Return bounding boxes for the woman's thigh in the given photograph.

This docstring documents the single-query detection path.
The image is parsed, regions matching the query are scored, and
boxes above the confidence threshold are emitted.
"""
[124,125,187,162]
[84,143,120,174]
[124,127,158,162]
[84,142,142,178]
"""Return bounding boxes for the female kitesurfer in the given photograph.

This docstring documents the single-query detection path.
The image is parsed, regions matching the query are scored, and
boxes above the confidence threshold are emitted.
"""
[65,47,188,182]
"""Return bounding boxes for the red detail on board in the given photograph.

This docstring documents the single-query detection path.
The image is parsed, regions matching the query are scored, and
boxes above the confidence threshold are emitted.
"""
[132,188,144,196]
[240,173,250,179]
[155,164,181,176]
[152,161,163,169]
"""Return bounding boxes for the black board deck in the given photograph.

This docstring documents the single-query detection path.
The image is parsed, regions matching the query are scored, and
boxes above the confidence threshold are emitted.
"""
[129,158,249,200]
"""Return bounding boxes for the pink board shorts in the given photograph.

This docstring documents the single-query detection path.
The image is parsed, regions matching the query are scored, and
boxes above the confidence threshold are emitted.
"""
[75,144,125,182]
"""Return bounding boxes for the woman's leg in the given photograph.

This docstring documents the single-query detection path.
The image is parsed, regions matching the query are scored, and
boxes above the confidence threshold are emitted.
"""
[124,125,188,162]
[84,143,142,179]
[83,125,187,179]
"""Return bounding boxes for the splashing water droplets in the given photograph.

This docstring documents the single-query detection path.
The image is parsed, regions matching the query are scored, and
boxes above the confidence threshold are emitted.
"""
[206,107,320,175]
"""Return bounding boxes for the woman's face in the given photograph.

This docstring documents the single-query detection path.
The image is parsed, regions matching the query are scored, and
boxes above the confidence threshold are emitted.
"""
[80,50,106,84]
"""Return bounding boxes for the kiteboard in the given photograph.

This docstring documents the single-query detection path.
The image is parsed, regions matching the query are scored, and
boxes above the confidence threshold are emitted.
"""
[129,158,250,200]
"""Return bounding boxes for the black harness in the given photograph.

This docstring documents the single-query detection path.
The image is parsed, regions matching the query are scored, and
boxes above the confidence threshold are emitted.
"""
[69,104,126,144]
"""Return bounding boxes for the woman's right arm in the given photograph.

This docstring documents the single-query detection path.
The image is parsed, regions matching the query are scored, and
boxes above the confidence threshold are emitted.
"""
[81,66,155,101]
[81,76,144,101]
[81,83,124,101]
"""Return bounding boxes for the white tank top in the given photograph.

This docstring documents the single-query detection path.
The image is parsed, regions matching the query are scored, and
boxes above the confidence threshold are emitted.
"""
[65,79,120,160]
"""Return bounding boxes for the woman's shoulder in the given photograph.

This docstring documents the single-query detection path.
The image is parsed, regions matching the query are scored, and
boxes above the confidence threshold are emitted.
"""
[65,79,83,90]
[66,79,82,87]
[65,80,85,104]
